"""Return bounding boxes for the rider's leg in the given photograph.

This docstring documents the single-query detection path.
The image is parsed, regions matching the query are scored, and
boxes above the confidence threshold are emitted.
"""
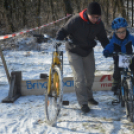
[67,50,95,106]
[112,64,121,95]
[129,56,134,74]
[67,51,89,106]
[82,50,98,105]
[129,56,134,84]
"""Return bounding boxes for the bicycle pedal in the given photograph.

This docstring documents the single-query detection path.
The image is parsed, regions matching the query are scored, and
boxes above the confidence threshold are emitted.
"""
[112,99,120,105]
[62,101,69,105]
[40,73,48,79]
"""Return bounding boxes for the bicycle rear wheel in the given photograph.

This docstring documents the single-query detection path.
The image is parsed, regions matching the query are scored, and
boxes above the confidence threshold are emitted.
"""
[124,77,134,122]
[44,65,63,126]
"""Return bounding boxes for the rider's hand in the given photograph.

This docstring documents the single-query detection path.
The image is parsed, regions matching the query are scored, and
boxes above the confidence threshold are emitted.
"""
[53,39,62,48]
[103,50,110,58]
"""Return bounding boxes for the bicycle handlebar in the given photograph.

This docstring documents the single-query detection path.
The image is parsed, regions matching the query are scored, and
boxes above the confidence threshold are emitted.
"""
[33,34,72,48]
[110,52,134,57]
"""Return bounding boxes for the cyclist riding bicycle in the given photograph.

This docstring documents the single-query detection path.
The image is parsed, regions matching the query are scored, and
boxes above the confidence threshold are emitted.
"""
[103,17,134,95]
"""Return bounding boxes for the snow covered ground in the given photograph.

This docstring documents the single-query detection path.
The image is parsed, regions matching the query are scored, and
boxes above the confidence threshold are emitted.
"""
[0,37,134,134]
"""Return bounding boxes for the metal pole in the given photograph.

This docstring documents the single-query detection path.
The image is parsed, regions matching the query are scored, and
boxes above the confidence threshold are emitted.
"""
[0,45,11,83]
[132,0,133,27]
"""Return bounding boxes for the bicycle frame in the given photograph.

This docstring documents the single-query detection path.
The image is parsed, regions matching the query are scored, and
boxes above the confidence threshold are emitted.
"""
[112,68,133,103]
[112,52,134,122]
[33,34,69,126]
[120,53,134,100]
[112,53,134,103]
[120,68,133,98]
[47,45,63,96]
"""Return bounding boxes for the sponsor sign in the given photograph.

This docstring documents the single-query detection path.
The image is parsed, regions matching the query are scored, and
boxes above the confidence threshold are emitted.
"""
[21,75,113,96]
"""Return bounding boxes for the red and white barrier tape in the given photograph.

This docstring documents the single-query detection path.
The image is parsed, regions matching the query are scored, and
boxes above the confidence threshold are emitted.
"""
[0,14,72,40]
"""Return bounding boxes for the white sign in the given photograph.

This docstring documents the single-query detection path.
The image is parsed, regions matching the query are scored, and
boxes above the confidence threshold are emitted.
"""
[118,54,131,68]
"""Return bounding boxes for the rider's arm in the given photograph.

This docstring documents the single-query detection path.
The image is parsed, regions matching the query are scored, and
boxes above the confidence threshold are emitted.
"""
[56,16,77,40]
[96,22,109,48]
[104,38,115,54]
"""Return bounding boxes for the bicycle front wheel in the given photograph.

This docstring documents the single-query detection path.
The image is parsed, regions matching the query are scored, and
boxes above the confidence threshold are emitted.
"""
[124,77,134,122]
[44,65,63,126]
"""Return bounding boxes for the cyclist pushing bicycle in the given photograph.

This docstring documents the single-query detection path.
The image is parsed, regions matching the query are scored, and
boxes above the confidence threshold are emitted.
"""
[56,2,109,113]
[103,17,134,95]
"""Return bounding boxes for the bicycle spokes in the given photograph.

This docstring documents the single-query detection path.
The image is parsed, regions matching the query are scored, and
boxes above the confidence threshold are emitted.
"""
[44,66,63,126]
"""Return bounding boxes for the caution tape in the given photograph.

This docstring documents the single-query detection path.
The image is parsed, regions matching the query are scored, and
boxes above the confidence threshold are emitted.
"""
[0,14,72,40]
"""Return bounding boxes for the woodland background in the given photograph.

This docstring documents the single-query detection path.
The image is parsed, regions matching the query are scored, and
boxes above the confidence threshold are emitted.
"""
[0,0,132,36]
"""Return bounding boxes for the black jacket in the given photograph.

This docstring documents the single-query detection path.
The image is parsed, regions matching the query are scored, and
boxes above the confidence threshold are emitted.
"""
[56,9,109,57]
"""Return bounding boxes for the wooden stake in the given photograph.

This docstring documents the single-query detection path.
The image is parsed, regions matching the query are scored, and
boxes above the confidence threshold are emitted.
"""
[0,45,11,83]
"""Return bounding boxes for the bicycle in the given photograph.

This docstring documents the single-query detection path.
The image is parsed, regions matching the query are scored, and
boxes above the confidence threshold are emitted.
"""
[33,34,69,126]
[112,52,134,122]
